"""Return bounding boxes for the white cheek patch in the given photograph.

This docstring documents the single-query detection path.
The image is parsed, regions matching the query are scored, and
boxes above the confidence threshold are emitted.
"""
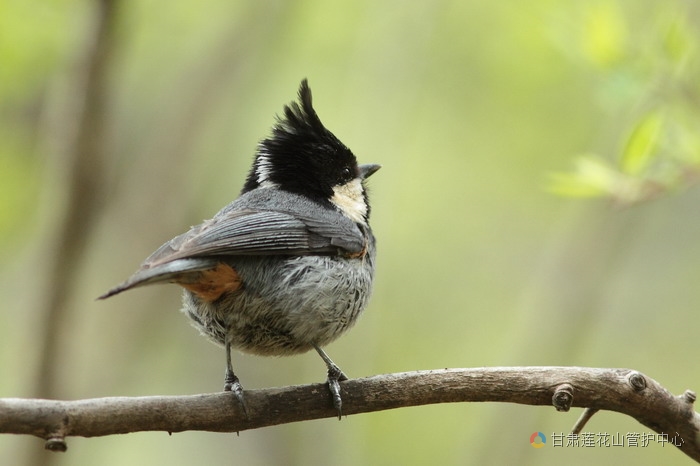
[331,178,367,224]
[255,153,279,188]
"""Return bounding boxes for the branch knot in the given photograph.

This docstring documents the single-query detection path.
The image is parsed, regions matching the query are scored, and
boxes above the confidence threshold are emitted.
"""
[628,371,647,392]
[44,437,67,452]
[683,390,696,404]
[552,383,574,412]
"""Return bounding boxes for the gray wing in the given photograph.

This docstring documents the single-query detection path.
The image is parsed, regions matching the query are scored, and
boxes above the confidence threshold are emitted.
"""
[144,208,364,267]
[99,194,367,299]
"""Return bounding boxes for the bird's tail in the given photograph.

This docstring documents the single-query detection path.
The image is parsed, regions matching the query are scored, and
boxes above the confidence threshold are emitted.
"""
[98,257,221,300]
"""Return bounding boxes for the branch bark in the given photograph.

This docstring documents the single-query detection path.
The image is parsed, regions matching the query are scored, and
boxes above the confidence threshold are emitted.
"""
[1,367,698,461]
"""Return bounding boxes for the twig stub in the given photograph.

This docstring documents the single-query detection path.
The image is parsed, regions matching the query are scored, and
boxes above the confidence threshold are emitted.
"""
[552,383,574,412]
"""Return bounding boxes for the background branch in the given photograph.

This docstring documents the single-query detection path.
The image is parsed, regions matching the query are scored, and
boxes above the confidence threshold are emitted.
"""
[1,367,698,462]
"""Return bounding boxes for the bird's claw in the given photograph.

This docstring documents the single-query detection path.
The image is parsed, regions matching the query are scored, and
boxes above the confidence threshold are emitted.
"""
[326,363,347,420]
[224,370,249,418]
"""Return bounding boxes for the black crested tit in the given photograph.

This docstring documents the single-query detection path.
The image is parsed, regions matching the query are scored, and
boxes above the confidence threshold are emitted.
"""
[100,79,380,418]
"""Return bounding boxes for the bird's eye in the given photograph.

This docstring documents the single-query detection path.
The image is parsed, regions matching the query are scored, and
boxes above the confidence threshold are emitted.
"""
[342,167,352,178]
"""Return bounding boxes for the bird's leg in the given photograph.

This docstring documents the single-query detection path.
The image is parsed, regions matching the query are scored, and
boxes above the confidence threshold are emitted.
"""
[314,345,348,420]
[223,341,248,417]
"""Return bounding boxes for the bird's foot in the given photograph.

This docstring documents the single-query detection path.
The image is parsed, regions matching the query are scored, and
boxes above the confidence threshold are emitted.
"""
[326,362,348,420]
[224,369,249,418]
[313,345,349,420]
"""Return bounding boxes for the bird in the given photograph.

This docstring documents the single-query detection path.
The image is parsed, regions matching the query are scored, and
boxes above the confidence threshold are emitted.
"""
[99,79,380,418]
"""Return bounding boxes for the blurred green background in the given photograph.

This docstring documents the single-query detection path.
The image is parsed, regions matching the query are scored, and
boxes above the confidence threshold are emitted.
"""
[2,0,699,465]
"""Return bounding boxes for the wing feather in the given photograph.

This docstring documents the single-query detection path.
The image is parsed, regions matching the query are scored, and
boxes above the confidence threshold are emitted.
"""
[144,204,365,268]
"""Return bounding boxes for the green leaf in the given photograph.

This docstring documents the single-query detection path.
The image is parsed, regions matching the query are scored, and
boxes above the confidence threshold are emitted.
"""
[548,155,618,198]
[621,111,664,176]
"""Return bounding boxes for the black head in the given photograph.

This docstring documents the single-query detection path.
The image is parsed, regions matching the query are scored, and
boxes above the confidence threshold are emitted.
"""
[242,80,379,222]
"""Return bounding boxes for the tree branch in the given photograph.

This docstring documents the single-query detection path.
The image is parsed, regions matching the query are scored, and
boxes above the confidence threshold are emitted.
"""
[1,367,698,461]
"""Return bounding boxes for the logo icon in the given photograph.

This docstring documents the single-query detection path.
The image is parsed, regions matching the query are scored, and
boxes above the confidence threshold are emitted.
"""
[530,431,546,448]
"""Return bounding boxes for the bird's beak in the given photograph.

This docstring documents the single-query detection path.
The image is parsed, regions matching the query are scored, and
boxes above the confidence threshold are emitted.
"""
[359,164,381,180]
